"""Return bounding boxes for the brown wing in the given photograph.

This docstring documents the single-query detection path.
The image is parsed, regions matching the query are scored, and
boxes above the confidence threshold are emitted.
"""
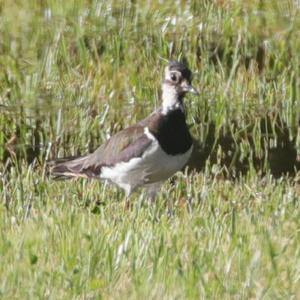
[49,125,152,178]
[82,125,152,173]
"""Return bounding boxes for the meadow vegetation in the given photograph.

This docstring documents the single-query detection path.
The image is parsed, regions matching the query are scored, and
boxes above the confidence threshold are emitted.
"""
[0,0,300,299]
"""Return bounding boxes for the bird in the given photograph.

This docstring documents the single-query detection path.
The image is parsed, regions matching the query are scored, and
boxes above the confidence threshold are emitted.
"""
[49,61,199,200]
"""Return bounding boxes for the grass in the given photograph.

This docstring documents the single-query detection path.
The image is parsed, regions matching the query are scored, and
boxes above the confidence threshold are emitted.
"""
[0,0,300,299]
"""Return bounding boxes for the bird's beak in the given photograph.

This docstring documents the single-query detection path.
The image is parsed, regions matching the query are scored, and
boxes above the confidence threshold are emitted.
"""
[187,85,199,95]
[182,82,199,95]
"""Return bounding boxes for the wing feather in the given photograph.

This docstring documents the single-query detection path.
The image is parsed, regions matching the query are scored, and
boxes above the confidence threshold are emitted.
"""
[49,125,152,178]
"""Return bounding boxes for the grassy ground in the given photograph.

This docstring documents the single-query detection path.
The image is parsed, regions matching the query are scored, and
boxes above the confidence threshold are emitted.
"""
[0,0,300,299]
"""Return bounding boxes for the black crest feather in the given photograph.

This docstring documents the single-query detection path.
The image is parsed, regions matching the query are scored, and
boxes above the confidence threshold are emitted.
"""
[168,61,192,82]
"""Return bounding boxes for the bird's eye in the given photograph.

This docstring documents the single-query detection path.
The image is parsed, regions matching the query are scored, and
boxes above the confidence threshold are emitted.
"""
[170,73,177,82]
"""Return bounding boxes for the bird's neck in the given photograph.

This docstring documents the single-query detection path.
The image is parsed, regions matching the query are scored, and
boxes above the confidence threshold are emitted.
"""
[161,84,184,115]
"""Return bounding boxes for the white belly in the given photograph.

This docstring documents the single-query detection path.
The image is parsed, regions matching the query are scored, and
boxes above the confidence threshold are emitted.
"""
[100,131,192,195]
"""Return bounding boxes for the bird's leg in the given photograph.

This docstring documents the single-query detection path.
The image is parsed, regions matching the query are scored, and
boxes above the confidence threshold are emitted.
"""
[123,184,133,211]
[145,182,162,204]
[124,196,131,210]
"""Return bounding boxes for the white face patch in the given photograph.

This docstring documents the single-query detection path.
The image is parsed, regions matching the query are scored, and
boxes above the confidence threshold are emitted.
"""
[162,84,177,113]
[161,67,185,115]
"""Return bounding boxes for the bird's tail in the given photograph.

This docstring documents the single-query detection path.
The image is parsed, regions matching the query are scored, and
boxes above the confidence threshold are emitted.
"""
[47,155,90,180]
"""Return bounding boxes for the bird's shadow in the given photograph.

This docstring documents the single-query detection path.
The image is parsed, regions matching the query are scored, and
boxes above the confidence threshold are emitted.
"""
[187,115,300,178]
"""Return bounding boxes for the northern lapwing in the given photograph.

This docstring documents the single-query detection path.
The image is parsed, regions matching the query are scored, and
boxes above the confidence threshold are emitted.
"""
[49,61,199,200]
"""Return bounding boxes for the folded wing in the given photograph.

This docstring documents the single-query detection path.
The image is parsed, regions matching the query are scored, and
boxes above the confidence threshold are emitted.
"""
[49,125,152,179]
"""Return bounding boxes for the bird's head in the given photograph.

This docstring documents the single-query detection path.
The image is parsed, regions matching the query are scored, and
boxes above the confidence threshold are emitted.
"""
[161,61,199,113]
